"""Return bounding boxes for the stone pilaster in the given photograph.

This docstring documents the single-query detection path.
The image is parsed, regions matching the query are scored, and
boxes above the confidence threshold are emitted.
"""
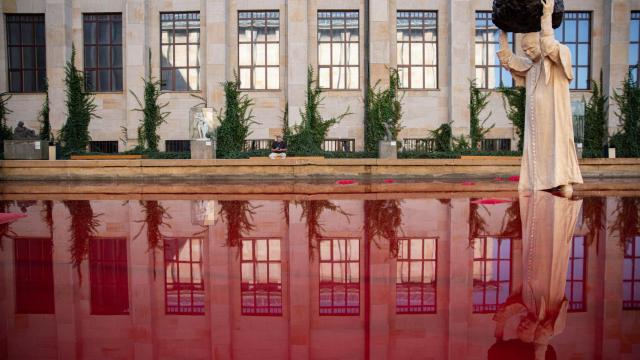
[46,0,73,139]
[124,0,148,150]
[286,0,309,127]
[369,0,391,86]
[205,0,227,108]
[448,0,473,136]
[288,202,310,358]
[210,216,232,358]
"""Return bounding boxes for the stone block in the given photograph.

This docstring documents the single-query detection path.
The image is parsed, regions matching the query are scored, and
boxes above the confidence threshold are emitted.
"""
[379,141,397,160]
[190,139,216,160]
[3,140,49,160]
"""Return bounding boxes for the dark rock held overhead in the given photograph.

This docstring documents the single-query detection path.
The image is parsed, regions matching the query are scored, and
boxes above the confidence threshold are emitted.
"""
[492,0,564,33]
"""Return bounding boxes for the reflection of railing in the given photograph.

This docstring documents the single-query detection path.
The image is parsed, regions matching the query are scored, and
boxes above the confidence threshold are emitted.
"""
[165,140,191,153]
[89,141,118,154]
[243,139,272,151]
[402,138,435,152]
[573,115,585,144]
[481,139,511,152]
[322,139,355,152]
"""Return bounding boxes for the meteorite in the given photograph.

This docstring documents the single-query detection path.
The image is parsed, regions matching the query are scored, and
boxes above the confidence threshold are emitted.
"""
[492,0,564,33]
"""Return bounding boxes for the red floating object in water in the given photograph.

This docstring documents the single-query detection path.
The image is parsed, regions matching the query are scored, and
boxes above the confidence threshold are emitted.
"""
[471,199,513,205]
[462,181,476,186]
[494,177,505,182]
[0,213,27,225]
[383,179,396,183]
[336,180,357,185]
[508,175,520,182]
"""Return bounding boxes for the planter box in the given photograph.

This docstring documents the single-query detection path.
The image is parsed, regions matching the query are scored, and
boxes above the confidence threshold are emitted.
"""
[3,140,49,160]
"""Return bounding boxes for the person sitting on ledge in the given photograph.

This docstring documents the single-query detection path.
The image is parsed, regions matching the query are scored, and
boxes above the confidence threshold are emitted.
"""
[269,135,287,159]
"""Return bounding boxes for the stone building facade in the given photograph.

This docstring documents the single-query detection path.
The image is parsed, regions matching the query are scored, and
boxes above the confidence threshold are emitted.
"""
[1,0,639,152]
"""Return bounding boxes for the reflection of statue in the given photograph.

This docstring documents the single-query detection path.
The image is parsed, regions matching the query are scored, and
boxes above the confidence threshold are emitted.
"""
[490,191,582,360]
[13,121,38,140]
[497,0,582,192]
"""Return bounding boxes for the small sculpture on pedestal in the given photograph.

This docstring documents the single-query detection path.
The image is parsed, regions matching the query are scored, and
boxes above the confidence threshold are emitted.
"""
[13,122,38,140]
[379,122,397,160]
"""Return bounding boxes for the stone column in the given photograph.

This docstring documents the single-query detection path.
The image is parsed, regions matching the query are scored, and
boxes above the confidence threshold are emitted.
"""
[447,198,472,360]
[288,202,311,358]
[205,0,227,108]
[286,0,309,127]
[210,218,232,358]
[448,0,473,136]
[46,0,73,138]
[124,0,148,150]
[604,0,632,136]
[369,0,391,87]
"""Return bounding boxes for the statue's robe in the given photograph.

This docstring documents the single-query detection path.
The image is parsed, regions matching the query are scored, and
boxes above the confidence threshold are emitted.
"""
[498,35,583,190]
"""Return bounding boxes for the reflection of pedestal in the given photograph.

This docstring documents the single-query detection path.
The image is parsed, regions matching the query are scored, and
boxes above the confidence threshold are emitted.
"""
[378,141,397,159]
[190,139,216,159]
[3,140,49,159]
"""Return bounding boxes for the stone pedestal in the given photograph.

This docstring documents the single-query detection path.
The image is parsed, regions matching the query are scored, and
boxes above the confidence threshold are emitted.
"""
[3,140,49,160]
[378,141,397,159]
[190,139,216,159]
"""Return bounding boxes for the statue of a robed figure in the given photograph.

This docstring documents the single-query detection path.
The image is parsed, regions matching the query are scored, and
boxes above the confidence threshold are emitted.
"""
[496,0,583,193]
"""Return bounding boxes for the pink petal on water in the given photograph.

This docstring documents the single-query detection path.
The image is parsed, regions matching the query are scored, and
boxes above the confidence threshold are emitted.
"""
[383,179,396,183]
[0,213,27,225]
[336,180,357,185]
[508,176,520,182]
[462,181,476,186]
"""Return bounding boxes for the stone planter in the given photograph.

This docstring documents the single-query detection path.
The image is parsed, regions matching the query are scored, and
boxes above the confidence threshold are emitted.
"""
[379,141,398,160]
[3,140,49,160]
[190,139,216,159]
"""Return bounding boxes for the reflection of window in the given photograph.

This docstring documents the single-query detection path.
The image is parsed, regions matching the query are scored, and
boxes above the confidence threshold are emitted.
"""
[238,11,280,90]
[89,237,129,315]
[160,12,200,91]
[319,238,360,315]
[630,12,640,83]
[475,11,513,89]
[241,238,282,315]
[566,236,586,312]
[396,238,437,314]
[623,236,640,310]
[83,13,122,92]
[318,11,359,90]
[14,237,55,314]
[164,237,204,314]
[554,12,591,90]
[473,237,511,313]
[396,11,438,89]
[6,14,46,92]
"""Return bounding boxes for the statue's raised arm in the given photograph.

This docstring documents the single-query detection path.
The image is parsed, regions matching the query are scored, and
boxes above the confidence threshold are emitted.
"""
[496,31,533,86]
[539,0,573,83]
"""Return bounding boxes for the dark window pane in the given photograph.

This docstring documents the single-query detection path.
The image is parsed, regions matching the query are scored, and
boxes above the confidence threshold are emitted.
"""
[36,70,47,91]
[112,21,122,43]
[8,23,20,45]
[112,46,122,67]
[98,46,110,67]
[112,69,123,91]
[98,70,110,91]
[23,47,35,68]
[35,23,45,45]
[97,21,109,44]
[85,46,96,68]
[84,21,96,44]
[175,69,188,90]
[85,70,97,91]
[23,71,36,92]
[161,70,173,90]
[9,71,22,92]
[9,47,22,69]
[36,47,46,68]
[21,23,34,45]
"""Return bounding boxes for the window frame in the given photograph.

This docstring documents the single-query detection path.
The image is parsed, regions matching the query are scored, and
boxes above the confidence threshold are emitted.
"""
[472,236,513,314]
[83,13,123,93]
[396,237,438,314]
[5,13,47,93]
[317,10,360,91]
[554,11,592,91]
[319,237,361,316]
[396,10,439,90]
[163,237,205,315]
[629,12,640,83]
[237,10,281,91]
[240,238,283,316]
[14,236,55,314]
[474,11,514,90]
[566,235,587,313]
[623,235,640,310]
[159,11,201,92]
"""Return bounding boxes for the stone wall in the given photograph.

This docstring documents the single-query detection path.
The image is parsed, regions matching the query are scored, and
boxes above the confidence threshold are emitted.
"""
[1,0,639,151]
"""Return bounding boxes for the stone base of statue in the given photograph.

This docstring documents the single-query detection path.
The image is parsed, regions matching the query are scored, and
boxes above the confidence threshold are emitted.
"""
[379,141,397,160]
[190,139,216,159]
[4,140,49,160]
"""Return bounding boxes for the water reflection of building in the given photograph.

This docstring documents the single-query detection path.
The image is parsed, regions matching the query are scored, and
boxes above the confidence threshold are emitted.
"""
[0,196,639,359]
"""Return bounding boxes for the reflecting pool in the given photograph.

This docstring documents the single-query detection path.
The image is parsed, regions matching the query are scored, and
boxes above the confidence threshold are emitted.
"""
[0,191,639,359]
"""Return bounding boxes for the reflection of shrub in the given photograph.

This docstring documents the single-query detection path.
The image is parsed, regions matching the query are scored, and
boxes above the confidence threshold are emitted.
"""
[364,200,403,257]
[610,197,640,248]
[219,201,259,250]
[64,200,102,281]
[298,200,351,259]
